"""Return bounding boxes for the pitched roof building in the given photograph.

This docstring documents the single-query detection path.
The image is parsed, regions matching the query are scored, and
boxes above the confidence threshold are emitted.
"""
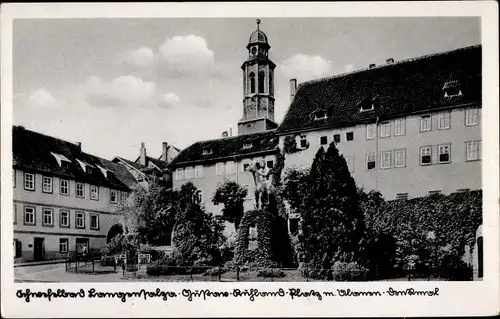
[277,45,481,135]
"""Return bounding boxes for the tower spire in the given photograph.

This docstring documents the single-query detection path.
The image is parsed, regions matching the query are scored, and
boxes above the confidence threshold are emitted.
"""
[256,19,261,31]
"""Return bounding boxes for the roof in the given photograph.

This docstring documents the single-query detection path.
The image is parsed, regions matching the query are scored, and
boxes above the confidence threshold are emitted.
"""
[249,30,268,45]
[169,130,279,167]
[146,156,169,170]
[277,45,481,134]
[115,156,146,171]
[13,126,135,191]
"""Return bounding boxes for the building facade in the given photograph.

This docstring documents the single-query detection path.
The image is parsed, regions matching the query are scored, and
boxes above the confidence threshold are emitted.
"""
[13,126,138,262]
[277,45,482,200]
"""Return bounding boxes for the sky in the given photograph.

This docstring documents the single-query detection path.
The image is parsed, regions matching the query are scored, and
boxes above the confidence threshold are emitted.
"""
[13,17,480,160]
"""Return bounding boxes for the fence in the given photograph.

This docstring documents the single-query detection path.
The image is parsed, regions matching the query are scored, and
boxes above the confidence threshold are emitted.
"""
[65,253,153,275]
[64,252,473,281]
[121,264,473,282]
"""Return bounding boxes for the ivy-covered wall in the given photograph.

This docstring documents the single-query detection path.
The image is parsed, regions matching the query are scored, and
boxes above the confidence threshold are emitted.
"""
[362,190,482,278]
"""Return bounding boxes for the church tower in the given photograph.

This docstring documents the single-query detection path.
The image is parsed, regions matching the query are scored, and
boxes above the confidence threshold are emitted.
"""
[238,19,278,135]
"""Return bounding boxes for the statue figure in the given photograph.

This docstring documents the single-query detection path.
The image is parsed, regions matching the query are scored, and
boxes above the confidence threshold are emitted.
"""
[248,159,274,209]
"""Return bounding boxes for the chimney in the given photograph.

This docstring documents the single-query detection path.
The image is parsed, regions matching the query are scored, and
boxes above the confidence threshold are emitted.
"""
[386,58,394,64]
[222,131,228,138]
[229,127,233,137]
[161,142,168,161]
[140,142,147,166]
[369,63,376,69]
[290,78,297,101]
[76,142,82,150]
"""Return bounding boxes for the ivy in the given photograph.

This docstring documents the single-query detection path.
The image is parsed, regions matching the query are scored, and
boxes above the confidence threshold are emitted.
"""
[283,135,309,154]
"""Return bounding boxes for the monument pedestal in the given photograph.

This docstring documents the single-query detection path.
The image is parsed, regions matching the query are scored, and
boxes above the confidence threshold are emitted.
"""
[234,209,277,268]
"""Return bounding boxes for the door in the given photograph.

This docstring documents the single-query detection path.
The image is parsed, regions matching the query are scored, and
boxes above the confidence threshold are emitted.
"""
[33,238,45,261]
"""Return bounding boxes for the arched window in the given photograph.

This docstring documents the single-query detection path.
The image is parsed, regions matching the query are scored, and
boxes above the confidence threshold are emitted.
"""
[259,71,265,93]
[249,72,255,94]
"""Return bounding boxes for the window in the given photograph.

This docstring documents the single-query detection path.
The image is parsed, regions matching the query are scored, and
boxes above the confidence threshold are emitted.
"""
[60,210,70,227]
[394,118,406,136]
[299,135,308,148]
[438,144,450,163]
[225,162,234,175]
[120,191,128,204]
[346,132,354,141]
[42,176,53,193]
[380,122,390,138]
[428,190,442,196]
[249,72,255,94]
[59,238,68,253]
[242,143,253,149]
[333,134,341,144]
[366,124,376,140]
[60,179,69,195]
[243,163,250,172]
[216,162,225,175]
[13,204,17,225]
[366,153,376,170]
[42,208,53,226]
[24,206,35,225]
[76,212,85,228]
[320,136,328,145]
[394,149,406,168]
[76,182,84,198]
[90,185,99,200]
[13,170,16,188]
[194,165,203,178]
[438,112,451,130]
[110,189,118,203]
[345,156,355,173]
[24,173,35,191]
[466,141,481,161]
[258,71,265,93]
[421,115,431,132]
[380,151,392,169]
[465,108,479,126]
[314,110,327,120]
[185,167,194,179]
[267,160,274,169]
[420,146,432,165]
[202,148,213,155]
[90,214,99,230]
[396,193,408,200]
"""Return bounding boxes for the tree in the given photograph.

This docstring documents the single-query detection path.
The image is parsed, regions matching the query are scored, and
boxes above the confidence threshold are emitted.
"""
[212,181,248,230]
[118,179,176,246]
[173,183,226,267]
[289,143,366,279]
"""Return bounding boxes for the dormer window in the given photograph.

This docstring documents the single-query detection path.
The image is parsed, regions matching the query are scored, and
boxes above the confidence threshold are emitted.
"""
[242,143,253,150]
[76,159,95,173]
[443,80,462,98]
[359,98,376,112]
[97,165,108,178]
[51,152,71,167]
[314,110,327,120]
[202,148,213,155]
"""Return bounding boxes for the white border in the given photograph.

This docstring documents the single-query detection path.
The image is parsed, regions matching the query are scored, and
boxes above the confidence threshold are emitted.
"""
[1,2,499,317]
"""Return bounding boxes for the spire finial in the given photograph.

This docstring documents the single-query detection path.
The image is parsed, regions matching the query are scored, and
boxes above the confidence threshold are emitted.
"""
[256,19,261,31]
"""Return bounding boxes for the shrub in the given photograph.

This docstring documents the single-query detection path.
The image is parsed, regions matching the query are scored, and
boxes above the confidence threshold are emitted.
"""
[332,261,368,281]
[203,266,226,277]
[257,268,286,278]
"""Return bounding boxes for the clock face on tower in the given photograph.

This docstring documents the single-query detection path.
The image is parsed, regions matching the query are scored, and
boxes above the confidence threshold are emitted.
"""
[251,47,257,55]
